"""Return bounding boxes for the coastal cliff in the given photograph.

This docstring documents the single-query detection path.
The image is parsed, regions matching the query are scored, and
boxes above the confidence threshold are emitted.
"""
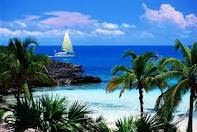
[47,60,101,85]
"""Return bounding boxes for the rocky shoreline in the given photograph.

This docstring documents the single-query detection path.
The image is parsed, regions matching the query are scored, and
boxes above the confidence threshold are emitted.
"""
[47,60,101,85]
[0,60,101,95]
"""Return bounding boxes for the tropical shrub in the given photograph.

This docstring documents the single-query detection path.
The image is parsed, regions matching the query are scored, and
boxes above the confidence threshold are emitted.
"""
[90,116,112,132]
[11,97,42,131]
[39,95,68,132]
[115,116,136,132]
[115,113,177,132]
[11,95,111,132]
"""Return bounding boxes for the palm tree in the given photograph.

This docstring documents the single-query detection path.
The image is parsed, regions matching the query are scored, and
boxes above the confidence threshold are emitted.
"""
[156,40,197,132]
[107,51,158,114]
[0,38,54,99]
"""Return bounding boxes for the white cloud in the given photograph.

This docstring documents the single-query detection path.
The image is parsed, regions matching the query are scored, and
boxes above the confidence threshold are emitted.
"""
[0,28,65,38]
[142,3,197,29]
[94,28,125,36]
[121,23,136,28]
[40,11,93,28]
[0,28,21,36]
[101,22,119,29]
[23,15,41,21]
[14,21,27,28]
[0,11,135,39]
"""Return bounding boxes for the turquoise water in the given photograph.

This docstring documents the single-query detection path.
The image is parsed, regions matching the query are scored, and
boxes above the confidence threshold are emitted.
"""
[32,83,190,121]
[32,46,192,121]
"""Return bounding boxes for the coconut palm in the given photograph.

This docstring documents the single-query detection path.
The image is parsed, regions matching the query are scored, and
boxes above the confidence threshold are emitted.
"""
[107,51,158,114]
[0,38,54,99]
[155,40,197,132]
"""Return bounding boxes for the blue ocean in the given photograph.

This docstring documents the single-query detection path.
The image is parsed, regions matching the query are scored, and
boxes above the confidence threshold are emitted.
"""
[32,46,191,121]
[35,46,181,81]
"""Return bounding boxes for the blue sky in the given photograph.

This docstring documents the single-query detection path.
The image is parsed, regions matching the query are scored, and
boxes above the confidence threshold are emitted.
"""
[0,0,197,46]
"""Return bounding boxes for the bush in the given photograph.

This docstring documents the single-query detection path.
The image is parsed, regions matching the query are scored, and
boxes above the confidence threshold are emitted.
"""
[115,113,176,132]
[115,116,136,132]
[11,97,42,131]
[11,95,111,132]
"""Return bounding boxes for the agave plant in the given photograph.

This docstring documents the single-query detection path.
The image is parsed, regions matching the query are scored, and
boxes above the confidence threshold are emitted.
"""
[10,94,107,132]
[134,113,162,132]
[115,116,136,132]
[39,95,68,132]
[11,97,42,131]
[115,113,165,132]
[87,116,111,132]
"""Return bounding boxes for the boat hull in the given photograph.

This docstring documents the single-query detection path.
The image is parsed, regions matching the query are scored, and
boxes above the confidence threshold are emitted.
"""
[54,52,75,58]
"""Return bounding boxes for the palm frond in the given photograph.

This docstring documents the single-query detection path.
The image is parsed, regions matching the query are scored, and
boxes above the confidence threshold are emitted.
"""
[67,101,92,122]
[115,116,136,132]
[171,78,189,106]
[175,39,192,65]
[161,57,188,74]
[121,73,137,97]
[143,52,158,60]
[154,71,182,81]
[106,76,126,93]
[0,70,11,85]
[155,82,188,121]
[191,42,197,64]
[23,37,38,49]
[31,71,54,86]
[123,50,137,59]
[135,113,162,131]
[112,65,132,75]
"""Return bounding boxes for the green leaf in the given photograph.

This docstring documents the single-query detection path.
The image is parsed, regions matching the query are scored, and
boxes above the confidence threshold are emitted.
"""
[112,65,132,75]
[123,50,137,59]
[175,39,192,65]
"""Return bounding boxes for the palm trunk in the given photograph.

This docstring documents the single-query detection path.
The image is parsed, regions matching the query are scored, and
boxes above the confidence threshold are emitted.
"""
[187,88,194,132]
[138,87,144,115]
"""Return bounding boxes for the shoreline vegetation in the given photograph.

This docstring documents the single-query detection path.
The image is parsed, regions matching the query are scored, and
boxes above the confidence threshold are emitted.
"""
[0,37,197,132]
[0,38,101,95]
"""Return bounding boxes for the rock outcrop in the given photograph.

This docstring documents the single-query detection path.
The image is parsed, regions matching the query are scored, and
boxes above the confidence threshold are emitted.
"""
[47,60,101,85]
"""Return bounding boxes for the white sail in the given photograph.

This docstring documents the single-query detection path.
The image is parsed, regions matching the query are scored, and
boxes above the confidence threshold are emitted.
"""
[62,31,74,53]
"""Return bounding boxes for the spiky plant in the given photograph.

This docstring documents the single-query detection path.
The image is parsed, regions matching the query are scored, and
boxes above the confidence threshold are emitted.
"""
[39,95,68,132]
[61,101,93,132]
[11,97,42,131]
[88,116,111,132]
[155,40,197,132]
[115,113,163,132]
[115,116,136,132]
[134,113,162,132]
[107,51,158,114]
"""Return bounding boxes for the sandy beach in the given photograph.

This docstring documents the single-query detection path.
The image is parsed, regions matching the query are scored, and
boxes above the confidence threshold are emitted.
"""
[177,117,197,132]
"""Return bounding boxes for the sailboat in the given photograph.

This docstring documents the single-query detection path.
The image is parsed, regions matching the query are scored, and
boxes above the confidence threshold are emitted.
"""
[54,30,74,57]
